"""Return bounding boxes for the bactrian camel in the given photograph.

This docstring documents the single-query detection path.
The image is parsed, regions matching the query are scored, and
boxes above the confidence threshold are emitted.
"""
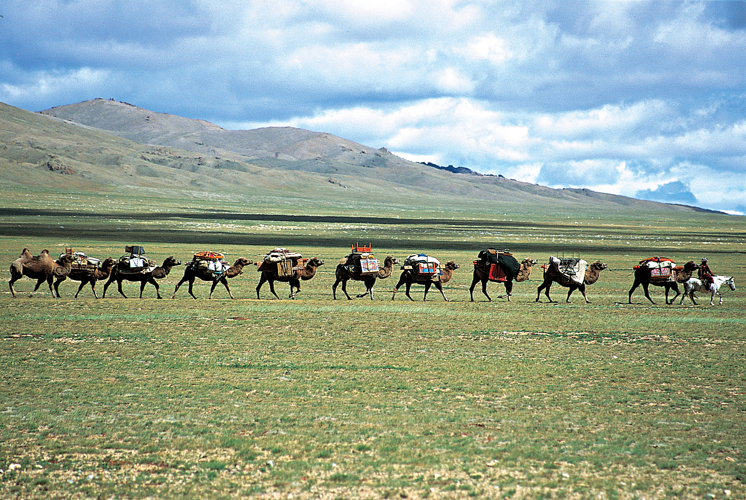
[256,257,324,299]
[172,257,253,299]
[470,258,537,302]
[392,261,460,301]
[536,260,608,303]
[628,260,698,305]
[102,256,181,299]
[332,255,400,300]
[9,249,74,298]
[53,257,117,298]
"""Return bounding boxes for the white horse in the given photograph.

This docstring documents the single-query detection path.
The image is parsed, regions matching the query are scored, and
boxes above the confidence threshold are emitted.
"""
[680,275,736,305]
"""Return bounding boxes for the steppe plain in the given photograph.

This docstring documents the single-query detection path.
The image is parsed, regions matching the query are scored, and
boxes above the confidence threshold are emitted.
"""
[1,100,744,499]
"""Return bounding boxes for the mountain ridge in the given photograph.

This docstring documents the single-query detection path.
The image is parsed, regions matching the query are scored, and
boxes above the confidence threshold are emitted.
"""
[0,99,724,215]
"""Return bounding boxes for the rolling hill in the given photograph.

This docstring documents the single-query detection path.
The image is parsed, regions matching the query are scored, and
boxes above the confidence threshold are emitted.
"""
[0,99,721,215]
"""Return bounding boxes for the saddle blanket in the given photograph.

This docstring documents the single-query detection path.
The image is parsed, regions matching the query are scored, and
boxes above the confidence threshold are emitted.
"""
[404,254,440,275]
[264,248,303,263]
[638,257,676,281]
[549,256,587,285]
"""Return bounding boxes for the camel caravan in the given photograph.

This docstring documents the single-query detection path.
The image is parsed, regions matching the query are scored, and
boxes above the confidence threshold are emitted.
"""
[6,244,736,305]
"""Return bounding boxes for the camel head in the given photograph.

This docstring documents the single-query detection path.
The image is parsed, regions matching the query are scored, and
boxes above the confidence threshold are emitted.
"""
[57,253,75,266]
[444,261,460,270]
[590,261,608,271]
[307,257,324,268]
[234,257,253,267]
[162,256,182,268]
[521,258,538,267]
[384,256,400,266]
[683,261,699,272]
[101,257,117,269]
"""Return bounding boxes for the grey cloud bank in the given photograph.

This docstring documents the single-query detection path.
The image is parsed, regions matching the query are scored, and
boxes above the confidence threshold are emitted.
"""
[1,0,744,213]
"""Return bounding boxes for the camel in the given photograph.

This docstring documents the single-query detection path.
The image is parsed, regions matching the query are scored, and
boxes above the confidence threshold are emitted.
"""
[628,260,698,305]
[332,255,400,300]
[53,257,116,298]
[172,257,253,299]
[256,257,324,299]
[102,256,181,299]
[470,258,537,302]
[9,249,74,298]
[680,275,735,306]
[392,261,460,301]
[536,260,607,303]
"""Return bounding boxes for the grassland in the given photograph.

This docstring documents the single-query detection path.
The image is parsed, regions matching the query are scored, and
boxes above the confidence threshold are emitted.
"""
[1,188,744,499]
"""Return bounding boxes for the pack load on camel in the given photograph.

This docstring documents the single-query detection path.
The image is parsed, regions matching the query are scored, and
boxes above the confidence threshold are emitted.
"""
[256,248,306,277]
[118,245,156,273]
[189,251,229,280]
[402,254,440,276]
[634,257,676,282]
[339,243,380,276]
[475,248,521,282]
[543,256,588,285]
[61,248,102,273]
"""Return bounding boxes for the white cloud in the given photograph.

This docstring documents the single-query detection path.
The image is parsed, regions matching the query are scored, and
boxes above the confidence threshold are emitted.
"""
[0,0,744,211]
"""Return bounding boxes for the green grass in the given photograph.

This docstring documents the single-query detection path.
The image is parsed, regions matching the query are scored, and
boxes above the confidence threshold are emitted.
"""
[0,189,744,499]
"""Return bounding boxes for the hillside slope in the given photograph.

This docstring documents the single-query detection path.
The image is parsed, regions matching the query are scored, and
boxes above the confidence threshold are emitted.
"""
[0,99,716,214]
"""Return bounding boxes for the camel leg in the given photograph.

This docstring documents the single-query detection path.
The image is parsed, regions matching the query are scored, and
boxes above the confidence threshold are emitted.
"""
[288,279,301,299]
[469,276,482,302]
[628,280,641,304]
[668,284,680,305]
[498,280,513,301]
[405,281,415,301]
[53,276,66,298]
[9,275,19,298]
[256,275,267,299]
[537,280,555,303]
[214,278,234,299]
[31,277,46,297]
[77,280,92,299]
[267,279,280,300]
[433,281,448,302]
[640,282,655,304]
[172,276,188,299]
[356,277,374,300]
[566,285,575,303]
[144,278,161,299]
[340,279,353,300]
[331,277,344,300]
[392,276,406,300]
[46,276,58,298]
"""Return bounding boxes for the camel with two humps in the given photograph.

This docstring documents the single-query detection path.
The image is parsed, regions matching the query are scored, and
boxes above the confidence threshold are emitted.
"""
[9,249,74,298]
[536,260,608,303]
[628,260,698,305]
[54,257,116,298]
[172,257,253,299]
[470,258,537,302]
[256,257,324,299]
[102,256,181,299]
[333,255,400,300]
[680,275,736,306]
[392,261,460,301]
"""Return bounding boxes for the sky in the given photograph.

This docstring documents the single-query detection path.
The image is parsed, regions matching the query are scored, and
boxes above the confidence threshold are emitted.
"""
[1,0,745,214]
